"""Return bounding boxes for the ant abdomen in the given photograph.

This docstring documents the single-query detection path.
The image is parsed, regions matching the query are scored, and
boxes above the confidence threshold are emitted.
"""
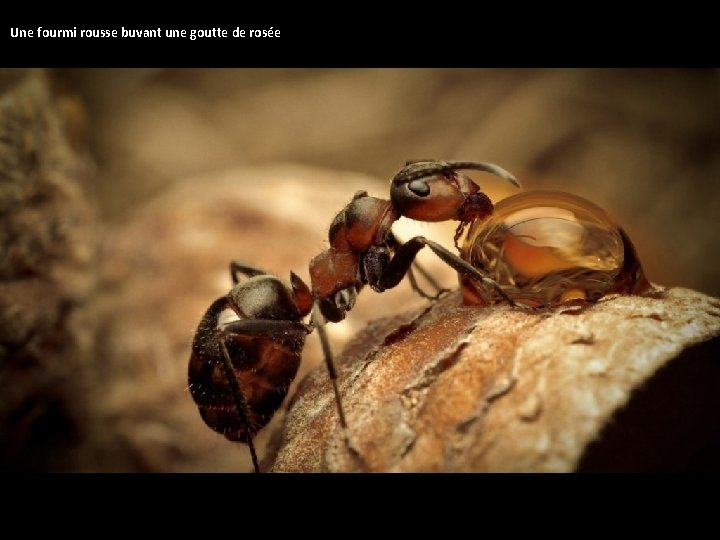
[188,277,309,444]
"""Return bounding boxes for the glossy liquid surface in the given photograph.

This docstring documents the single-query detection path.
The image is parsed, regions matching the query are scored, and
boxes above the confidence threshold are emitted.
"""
[461,191,646,306]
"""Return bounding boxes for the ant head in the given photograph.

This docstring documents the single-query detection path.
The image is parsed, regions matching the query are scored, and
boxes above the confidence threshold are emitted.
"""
[390,160,520,222]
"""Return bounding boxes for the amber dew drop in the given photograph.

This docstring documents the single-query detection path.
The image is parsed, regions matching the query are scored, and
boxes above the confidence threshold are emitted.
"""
[460,191,650,307]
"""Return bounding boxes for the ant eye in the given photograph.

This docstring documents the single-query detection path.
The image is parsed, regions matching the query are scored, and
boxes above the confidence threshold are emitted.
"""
[408,180,430,197]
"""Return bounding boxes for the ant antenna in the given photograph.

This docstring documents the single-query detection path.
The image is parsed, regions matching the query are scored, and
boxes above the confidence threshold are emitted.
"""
[396,160,521,188]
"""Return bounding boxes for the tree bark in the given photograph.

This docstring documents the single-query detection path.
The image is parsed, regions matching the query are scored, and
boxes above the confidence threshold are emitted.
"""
[271,287,720,472]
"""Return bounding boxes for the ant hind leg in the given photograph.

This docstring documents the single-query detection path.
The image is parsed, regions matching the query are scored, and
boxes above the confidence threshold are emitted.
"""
[218,338,260,473]
[229,261,269,284]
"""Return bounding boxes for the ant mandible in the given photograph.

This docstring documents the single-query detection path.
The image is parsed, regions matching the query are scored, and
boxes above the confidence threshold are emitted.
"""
[189,160,524,472]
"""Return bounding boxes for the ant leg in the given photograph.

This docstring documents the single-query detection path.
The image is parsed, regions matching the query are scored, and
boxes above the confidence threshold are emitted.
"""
[229,261,268,284]
[217,319,311,473]
[379,236,522,308]
[310,306,367,468]
[310,306,348,432]
[221,319,311,339]
[218,338,260,473]
[405,266,439,301]
[388,232,450,300]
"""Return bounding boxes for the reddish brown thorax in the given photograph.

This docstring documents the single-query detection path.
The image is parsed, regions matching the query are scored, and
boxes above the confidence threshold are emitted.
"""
[310,195,399,299]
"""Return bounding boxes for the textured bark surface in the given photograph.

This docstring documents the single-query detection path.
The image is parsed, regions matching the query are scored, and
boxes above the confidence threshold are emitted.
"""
[272,287,720,472]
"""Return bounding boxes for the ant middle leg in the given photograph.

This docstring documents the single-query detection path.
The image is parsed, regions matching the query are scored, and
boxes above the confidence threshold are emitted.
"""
[311,305,367,468]
[310,307,348,432]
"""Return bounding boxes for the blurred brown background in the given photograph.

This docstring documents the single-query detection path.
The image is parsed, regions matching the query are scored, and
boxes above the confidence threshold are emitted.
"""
[1,68,719,472]
[66,68,720,295]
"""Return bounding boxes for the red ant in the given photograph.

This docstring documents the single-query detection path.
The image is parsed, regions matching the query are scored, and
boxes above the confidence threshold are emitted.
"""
[188,160,525,472]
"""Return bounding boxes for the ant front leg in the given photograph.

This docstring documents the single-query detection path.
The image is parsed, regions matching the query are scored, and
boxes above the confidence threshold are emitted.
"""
[387,232,450,300]
[378,236,525,308]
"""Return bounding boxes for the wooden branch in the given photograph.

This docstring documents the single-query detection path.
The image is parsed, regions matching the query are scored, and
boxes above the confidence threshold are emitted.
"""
[271,287,720,472]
